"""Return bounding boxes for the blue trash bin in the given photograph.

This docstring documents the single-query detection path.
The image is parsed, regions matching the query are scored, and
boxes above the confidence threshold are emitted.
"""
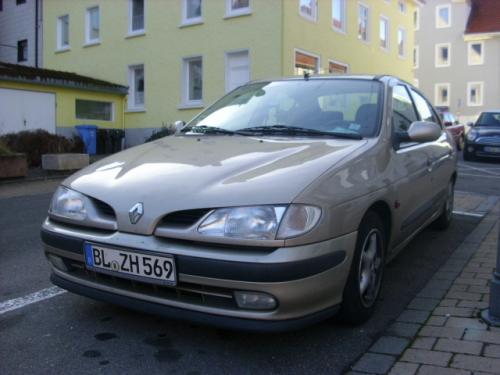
[75,125,98,155]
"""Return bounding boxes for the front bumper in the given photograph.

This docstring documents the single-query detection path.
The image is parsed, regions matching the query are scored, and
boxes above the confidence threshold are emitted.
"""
[42,218,356,331]
[465,142,500,158]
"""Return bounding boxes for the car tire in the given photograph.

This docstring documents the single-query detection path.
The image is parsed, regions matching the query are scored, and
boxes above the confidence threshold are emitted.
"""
[338,211,386,325]
[432,180,455,230]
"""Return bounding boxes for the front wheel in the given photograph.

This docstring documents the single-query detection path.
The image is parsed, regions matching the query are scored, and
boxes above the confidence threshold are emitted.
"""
[338,212,386,324]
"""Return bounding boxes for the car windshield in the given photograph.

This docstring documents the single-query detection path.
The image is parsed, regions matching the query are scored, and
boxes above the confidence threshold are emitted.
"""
[185,79,383,138]
[476,112,500,127]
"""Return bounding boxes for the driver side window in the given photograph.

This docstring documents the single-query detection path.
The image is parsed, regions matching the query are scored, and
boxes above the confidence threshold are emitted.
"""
[392,85,418,132]
[410,89,440,126]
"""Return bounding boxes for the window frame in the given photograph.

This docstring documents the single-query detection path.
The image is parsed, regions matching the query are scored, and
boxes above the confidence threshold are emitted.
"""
[434,83,450,107]
[75,99,114,122]
[332,0,347,33]
[436,4,451,29]
[413,45,419,69]
[435,42,451,68]
[294,48,321,75]
[397,26,406,58]
[467,81,484,107]
[328,59,349,74]
[358,2,370,42]
[467,41,484,66]
[85,5,100,45]
[182,0,203,25]
[56,14,70,51]
[225,0,251,18]
[17,39,28,62]
[182,56,204,107]
[128,0,145,36]
[414,8,419,31]
[128,64,145,111]
[379,15,390,51]
[299,0,318,22]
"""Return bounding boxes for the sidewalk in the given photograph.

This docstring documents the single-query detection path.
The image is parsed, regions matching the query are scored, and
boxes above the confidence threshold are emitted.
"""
[348,200,500,375]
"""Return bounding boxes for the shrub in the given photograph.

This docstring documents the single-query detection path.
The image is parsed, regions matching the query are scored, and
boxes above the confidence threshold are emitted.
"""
[0,130,84,167]
[145,123,176,142]
[0,141,14,156]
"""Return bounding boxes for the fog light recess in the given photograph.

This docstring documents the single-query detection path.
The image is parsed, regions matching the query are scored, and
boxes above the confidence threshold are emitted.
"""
[234,291,278,310]
[468,146,474,152]
[47,254,68,271]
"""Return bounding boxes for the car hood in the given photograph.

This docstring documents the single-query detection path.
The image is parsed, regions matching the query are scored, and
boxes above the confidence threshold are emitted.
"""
[65,135,367,234]
[475,126,500,137]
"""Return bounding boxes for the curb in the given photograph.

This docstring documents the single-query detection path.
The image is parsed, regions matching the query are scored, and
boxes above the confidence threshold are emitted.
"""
[347,198,499,375]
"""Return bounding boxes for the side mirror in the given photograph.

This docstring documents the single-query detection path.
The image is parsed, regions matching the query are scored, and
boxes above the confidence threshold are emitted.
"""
[174,120,186,134]
[405,121,442,143]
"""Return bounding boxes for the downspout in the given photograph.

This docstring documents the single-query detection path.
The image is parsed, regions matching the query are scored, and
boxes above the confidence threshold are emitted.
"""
[35,0,39,67]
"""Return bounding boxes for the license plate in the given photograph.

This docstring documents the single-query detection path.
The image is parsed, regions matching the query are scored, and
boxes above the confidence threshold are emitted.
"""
[484,146,500,153]
[84,243,176,286]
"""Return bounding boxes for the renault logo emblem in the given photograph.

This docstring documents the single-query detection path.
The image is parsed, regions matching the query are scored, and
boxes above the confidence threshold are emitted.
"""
[129,202,144,224]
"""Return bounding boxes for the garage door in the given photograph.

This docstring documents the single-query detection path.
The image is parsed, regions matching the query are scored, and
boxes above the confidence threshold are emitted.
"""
[0,88,56,135]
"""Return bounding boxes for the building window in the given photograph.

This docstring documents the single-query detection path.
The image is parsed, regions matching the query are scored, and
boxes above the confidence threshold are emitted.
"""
[358,3,369,41]
[0,0,3,11]
[332,0,346,32]
[85,6,100,44]
[16,0,26,5]
[436,4,451,28]
[435,43,451,67]
[434,83,450,106]
[128,65,145,109]
[467,82,483,107]
[183,57,203,105]
[294,50,320,75]
[225,50,250,93]
[398,0,406,14]
[57,15,70,50]
[328,60,348,74]
[414,8,419,30]
[379,16,389,50]
[226,0,251,17]
[413,45,419,69]
[129,0,145,34]
[299,0,317,22]
[183,0,202,24]
[468,41,484,65]
[76,100,113,121]
[397,27,405,57]
[17,39,28,62]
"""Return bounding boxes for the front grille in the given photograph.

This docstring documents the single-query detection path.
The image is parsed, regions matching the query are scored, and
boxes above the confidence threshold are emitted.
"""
[63,259,238,310]
[92,198,116,218]
[160,209,211,228]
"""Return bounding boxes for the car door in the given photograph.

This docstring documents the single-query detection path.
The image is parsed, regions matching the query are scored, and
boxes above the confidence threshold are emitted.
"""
[390,84,436,247]
[409,88,454,216]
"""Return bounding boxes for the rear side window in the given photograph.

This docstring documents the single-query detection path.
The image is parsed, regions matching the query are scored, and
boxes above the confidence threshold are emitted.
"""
[392,85,417,132]
[410,89,440,125]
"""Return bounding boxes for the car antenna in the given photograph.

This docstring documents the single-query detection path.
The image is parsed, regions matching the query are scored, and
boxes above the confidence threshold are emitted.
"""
[303,71,310,81]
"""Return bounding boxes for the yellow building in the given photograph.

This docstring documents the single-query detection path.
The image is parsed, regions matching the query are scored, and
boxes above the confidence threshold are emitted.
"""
[43,0,421,145]
[0,62,127,138]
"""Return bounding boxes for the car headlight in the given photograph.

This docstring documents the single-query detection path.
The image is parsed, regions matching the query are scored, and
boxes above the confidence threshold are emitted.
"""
[49,186,87,221]
[467,130,478,142]
[197,205,321,240]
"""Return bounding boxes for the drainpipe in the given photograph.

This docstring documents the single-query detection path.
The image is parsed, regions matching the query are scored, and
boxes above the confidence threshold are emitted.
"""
[481,215,500,326]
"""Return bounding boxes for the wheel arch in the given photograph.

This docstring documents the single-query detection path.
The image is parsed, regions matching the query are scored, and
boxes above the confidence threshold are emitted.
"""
[364,200,392,248]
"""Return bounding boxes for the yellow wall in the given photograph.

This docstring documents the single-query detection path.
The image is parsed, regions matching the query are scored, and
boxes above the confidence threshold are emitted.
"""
[43,0,283,130]
[0,80,125,130]
[283,0,416,81]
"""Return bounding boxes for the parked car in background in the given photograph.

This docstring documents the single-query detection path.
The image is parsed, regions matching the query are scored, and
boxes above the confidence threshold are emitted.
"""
[464,110,500,161]
[41,76,457,331]
[436,107,465,151]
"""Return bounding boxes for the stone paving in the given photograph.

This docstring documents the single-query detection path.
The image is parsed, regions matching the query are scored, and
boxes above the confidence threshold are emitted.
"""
[348,199,500,375]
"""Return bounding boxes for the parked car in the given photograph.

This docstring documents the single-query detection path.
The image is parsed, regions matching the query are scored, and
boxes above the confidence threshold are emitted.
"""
[435,107,465,151]
[41,76,457,331]
[464,111,500,161]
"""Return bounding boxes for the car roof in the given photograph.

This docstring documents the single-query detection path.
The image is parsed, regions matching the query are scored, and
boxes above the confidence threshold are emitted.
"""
[250,74,404,85]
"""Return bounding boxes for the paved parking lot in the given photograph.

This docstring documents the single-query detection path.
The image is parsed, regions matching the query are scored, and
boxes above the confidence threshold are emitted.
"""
[0,155,498,375]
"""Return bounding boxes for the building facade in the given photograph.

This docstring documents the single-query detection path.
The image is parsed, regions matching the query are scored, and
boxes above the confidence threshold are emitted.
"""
[43,0,420,145]
[414,0,500,123]
[0,0,43,67]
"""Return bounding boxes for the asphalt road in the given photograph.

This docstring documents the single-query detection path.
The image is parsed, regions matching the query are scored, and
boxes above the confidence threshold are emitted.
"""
[0,155,498,375]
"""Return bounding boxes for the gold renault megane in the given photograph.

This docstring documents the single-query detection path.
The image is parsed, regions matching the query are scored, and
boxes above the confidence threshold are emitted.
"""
[41,75,457,331]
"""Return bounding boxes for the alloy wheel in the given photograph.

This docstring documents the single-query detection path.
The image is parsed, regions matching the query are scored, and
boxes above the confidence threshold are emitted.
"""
[358,229,383,308]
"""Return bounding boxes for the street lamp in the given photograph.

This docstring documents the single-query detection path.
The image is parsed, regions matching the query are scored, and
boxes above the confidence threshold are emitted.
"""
[481,217,500,326]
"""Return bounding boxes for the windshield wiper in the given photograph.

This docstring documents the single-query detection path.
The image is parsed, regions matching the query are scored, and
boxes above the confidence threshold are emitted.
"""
[183,125,237,135]
[237,125,363,139]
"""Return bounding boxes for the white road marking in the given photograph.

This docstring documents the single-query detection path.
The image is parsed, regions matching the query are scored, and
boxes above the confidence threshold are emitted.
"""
[458,163,500,176]
[453,210,485,218]
[458,173,500,179]
[0,286,66,315]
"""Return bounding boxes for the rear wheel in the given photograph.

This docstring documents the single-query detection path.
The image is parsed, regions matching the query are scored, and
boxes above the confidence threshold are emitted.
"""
[338,212,386,324]
[432,180,454,230]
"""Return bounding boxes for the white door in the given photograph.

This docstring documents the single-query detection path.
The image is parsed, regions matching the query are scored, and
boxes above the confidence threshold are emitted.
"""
[0,88,56,135]
[225,51,250,93]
